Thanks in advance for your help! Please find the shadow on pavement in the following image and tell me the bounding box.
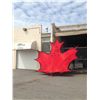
[40,69,87,77]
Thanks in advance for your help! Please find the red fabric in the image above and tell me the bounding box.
[36,39,78,73]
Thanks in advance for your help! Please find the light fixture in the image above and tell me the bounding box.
[23,28,27,31]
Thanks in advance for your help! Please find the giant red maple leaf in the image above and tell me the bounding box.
[35,39,78,73]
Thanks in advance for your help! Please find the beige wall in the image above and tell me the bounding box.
[13,25,42,51]
[13,25,42,69]
[12,49,16,69]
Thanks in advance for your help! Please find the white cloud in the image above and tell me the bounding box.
[13,1,87,32]
[13,0,77,3]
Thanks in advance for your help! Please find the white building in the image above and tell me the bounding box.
[13,23,87,70]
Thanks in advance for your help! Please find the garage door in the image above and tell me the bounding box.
[17,50,40,70]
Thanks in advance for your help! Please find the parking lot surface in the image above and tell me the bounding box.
[13,69,87,100]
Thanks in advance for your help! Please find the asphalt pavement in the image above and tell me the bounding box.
[13,69,87,100]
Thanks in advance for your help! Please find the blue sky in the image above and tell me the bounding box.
[13,0,87,32]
